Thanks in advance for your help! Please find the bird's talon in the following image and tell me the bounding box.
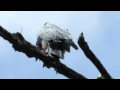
[45,52,48,54]
[41,50,48,55]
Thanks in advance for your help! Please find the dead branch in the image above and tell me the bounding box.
[78,32,112,79]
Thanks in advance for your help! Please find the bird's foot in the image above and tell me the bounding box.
[36,46,47,54]
[44,52,48,54]
[41,50,48,55]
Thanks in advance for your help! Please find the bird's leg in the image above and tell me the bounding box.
[46,43,49,54]
[42,44,48,54]
[46,44,49,54]
[41,49,46,53]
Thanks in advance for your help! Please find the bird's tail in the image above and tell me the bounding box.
[49,48,65,59]
[65,40,78,50]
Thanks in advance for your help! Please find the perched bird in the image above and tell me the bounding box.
[36,22,78,59]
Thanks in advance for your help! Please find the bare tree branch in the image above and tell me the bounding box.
[0,26,87,79]
[78,32,112,79]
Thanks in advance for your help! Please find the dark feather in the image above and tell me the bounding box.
[65,39,78,50]
[48,40,70,52]
[36,37,42,46]
[49,40,63,50]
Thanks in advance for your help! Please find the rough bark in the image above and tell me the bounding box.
[78,32,112,79]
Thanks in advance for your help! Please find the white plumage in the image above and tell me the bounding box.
[36,22,78,59]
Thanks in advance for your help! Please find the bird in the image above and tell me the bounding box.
[36,22,78,59]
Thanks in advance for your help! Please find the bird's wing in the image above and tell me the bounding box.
[37,23,68,41]
[37,22,78,50]
[62,29,78,50]
[37,27,62,41]
[46,23,78,50]
[47,23,72,39]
